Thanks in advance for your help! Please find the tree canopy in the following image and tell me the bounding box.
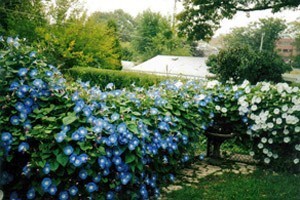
[177,0,300,40]
[133,10,191,61]
[224,18,287,52]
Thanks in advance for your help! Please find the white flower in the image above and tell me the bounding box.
[283,129,289,135]
[221,107,227,113]
[249,151,255,156]
[263,148,268,154]
[258,143,264,149]
[276,118,282,125]
[233,85,238,91]
[273,154,278,159]
[282,113,287,119]
[267,152,273,157]
[255,97,262,104]
[294,159,299,164]
[267,122,274,129]
[284,137,291,143]
[251,105,258,111]
[261,83,270,92]
[245,87,251,93]
[215,105,221,111]
[174,81,183,88]
[264,158,270,164]
[286,115,299,125]
[241,80,250,88]
[295,127,300,133]
[272,131,277,136]
[295,144,300,151]
[282,105,288,112]
[268,138,273,144]
[246,130,252,135]
[206,80,219,89]
[292,87,299,93]
[273,108,280,115]
[261,137,267,143]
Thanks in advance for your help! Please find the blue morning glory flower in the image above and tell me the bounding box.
[43,163,51,174]
[63,145,74,156]
[86,182,98,193]
[9,81,19,90]
[106,191,115,200]
[55,132,66,143]
[18,68,28,76]
[41,177,52,190]
[29,69,38,77]
[111,113,120,121]
[18,142,29,152]
[45,71,53,77]
[93,174,101,183]
[1,132,12,142]
[117,123,127,133]
[29,51,36,58]
[32,79,44,89]
[10,116,20,125]
[26,188,35,199]
[68,186,78,196]
[24,98,34,107]
[48,184,57,195]
[79,169,88,180]
[58,191,69,200]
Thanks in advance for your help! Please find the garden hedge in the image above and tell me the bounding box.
[0,37,299,200]
[67,67,168,89]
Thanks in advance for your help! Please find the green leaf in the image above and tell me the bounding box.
[62,112,77,125]
[50,161,59,171]
[79,142,93,151]
[56,153,69,167]
[132,111,141,116]
[128,124,138,134]
[125,153,136,164]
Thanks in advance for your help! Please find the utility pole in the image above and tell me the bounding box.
[172,0,177,31]
[259,32,265,52]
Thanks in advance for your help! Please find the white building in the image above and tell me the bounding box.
[123,55,213,79]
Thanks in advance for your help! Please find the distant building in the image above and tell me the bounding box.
[123,55,213,79]
[276,37,298,63]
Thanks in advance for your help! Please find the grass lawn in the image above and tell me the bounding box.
[165,170,300,200]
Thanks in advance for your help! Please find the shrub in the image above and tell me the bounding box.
[207,46,292,84]
[67,67,168,89]
[0,37,209,199]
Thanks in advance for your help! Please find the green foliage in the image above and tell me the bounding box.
[177,0,299,40]
[224,18,287,52]
[89,9,136,43]
[207,46,292,84]
[133,10,190,62]
[67,67,167,89]
[0,0,46,41]
[36,17,122,70]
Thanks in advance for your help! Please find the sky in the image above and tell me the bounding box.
[84,0,300,36]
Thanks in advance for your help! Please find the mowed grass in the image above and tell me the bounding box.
[165,170,300,200]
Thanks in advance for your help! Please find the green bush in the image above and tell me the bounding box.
[67,67,168,89]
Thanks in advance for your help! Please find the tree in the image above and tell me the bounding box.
[0,0,47,41]
[133,10,190,61]
[36,1,122,70]
[207,46,291,84]
[177,0,300,40]
[89,10,136,43]
[224,18,287,52]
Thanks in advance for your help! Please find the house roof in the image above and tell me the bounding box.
[123,55,213,79]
